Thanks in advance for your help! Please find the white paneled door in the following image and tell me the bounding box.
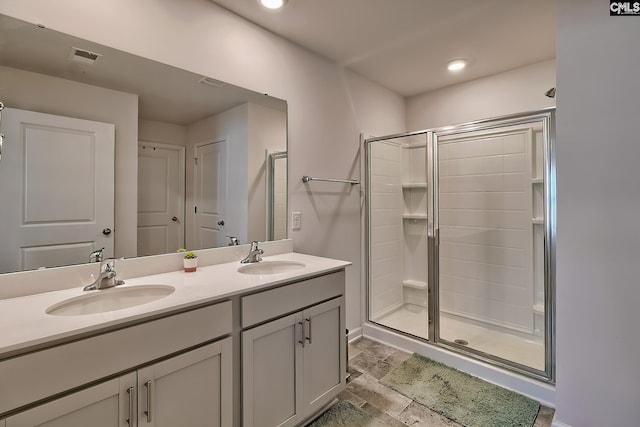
[193,140,227,249]
[137,142,185,256]
[0,108,115,273]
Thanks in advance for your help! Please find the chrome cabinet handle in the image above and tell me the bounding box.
[144,380,153,423]
[126,386,134,425]
[298,321,305,348]
[305,318,312,344]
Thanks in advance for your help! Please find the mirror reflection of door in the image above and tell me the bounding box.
[0,108,115,273]
[194,139,228,249]
[137,142,185,256]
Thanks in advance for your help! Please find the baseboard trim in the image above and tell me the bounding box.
[551,417,571,427]
[347,326,363,342]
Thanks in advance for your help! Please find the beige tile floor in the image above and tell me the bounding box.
[331,337,554,427]
[376,305,545,370]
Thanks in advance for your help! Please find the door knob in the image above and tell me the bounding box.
[102,228,112,235]
[171,216,178,222]
[218,220,225,226]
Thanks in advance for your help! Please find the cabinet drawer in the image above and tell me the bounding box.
[0,300,231,416]
[241,270,344,328]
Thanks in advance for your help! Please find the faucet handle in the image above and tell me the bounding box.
[89,247,104,263]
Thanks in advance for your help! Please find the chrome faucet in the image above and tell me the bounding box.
[84,258,125,291]
[241,241,264,264]
[227,236,240,246]
[89,247,104,263]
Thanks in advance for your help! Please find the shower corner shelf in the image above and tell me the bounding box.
[402,183,428,189]
[402,214,427,220]
[531,178,543,184]
[531,217,544,225]
[402,279,427,290]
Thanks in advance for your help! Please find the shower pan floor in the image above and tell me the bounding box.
[375,304,545,371]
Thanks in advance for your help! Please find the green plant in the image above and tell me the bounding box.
[177,248,197,259]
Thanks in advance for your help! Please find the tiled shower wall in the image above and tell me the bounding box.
[369,142,403,319]
[438,128,535,333]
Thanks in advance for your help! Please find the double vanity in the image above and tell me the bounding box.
[0,244,350,427]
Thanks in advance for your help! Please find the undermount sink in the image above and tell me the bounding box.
[237,261,305,275]
[46,285,175,316]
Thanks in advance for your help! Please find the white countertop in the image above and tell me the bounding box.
[0,252,350,359]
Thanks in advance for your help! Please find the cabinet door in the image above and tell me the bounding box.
[302,297,345,416]
[6,373,136,427]
[138,337,233,427]
[242,312,303,427]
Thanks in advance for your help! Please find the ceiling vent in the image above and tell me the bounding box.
[198,76,226,87]
[69,47,102,64]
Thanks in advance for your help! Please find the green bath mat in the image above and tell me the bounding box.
[307,401,386,427]
[380,354,540,427]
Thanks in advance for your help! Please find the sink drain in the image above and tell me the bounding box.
[454,339,469,346]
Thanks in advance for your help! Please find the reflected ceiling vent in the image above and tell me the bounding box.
[198,76,226,88]
[69,47,102,64]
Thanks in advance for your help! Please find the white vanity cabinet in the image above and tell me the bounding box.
[4,373,137,427]
[3,339,232,427]
[241,271,346,427]
[137,337,232,427]
[0,301,233,426]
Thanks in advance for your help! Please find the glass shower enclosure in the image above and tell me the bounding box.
[365,109,555,381]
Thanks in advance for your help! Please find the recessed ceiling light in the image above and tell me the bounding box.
[259,0,287,9]
[447,59,468,72]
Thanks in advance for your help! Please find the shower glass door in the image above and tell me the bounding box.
[366,110,555,382]
[365,133,429,340]
[432,111,554,378]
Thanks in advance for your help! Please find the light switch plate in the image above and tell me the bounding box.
[292,212,301,230]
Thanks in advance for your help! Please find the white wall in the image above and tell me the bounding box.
[138,119,187,146]
[555,0,640,425]
[0,65,139,258]
[406,60,556,130]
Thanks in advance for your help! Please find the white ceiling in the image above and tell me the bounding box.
[211,0,556,97]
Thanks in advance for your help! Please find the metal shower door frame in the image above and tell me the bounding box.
[429,109,556,383]
[364,107,556,384]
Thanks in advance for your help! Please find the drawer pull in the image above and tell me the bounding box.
[305,318,312,344]
[298,321,305,348]
[144,380,153,422]
[126,387,134,425]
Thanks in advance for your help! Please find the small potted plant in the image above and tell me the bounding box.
[177,248,198,272]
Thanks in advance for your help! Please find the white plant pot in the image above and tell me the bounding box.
[183,258,198,272]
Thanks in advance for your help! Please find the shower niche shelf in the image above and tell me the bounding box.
[403,279,427,290]
[402,184,427,219]
[403,214,427,220]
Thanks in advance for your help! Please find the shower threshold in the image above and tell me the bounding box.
[374,304,544,371]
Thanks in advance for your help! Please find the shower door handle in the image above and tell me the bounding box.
[428,227,439,246]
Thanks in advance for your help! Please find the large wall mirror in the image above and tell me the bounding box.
[0,14,288,274]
